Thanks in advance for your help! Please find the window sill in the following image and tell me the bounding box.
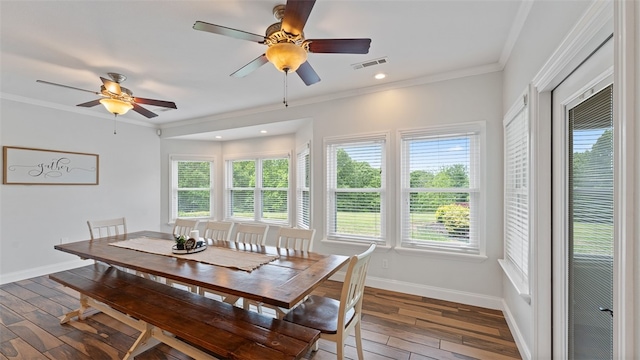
[168,217,211,225]
[320,238,392,251]
[394,246,488,262]
[224,218,291,227]
[498,259,531,303]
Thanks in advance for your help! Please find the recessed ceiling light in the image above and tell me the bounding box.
[374,73,386,80]
[260,130,268,134]
[215,135,222,139]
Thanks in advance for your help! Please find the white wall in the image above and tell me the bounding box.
[634,0,639,354]
[162,71,506,309]
[310,72,505,306]
[221,133,295,159]
[0,99,161,283]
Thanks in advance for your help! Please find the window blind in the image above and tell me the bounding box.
[326,136,385,242]
[569,84,613,257]
[226,157,290,223]
[261,158,289,222]
[172,159,213,220]
[296,145,311,229]
[504,106,529,281]
[228,160,255,220]
[400,129,480,252]
[568,84,614,360]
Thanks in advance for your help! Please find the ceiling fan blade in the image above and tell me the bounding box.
[132,103,158,118]
[133,97,177,109]
[76,99,103,108]
[36,80,100,95]
[193,21,265,43]
[281,0,316,35]
[230,54,269,78]
[296,61,320,86]
[308,38,372,54]
[100,77,121,94]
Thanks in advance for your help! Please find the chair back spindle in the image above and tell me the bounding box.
[203,221,234,241]
[87,217,127,240]
[233,223,269,246]
[277,227,315,252]
[173,218,200,237]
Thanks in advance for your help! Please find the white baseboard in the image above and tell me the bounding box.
[330,272,504,310]
[0,259,91,285]
[502,299,532,360]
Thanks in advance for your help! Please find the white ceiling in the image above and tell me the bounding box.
[0,0,526,139]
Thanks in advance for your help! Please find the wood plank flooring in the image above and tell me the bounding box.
[0,272,521,360]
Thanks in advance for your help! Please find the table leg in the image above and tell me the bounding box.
[59,294,90,324]
[123,321,153,360]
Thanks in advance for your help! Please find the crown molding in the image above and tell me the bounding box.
[0,92,157,129]
[532,0,613,90]
[499,0,535,67]
[161,62,504,130]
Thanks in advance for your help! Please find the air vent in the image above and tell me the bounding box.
[351,57,388,70]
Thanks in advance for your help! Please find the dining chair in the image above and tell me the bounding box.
[283,243,376,360]
[86,217,129,272]
[232,223,269,246]
[172,218,200,237]
[198,220,235,300]
[167,218,201,292]
[202,220,234,242]
[229,223,269,309]
[276,227,316,252]
[87,217,127,240]
[247,226,316,317]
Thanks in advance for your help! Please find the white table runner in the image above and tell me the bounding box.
[109,237,278,272]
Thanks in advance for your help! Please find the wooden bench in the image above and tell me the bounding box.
[49,264,320,360]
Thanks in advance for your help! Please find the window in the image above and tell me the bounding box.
[499,92,530,297]
[226,155,290,224]
[296,144,311,229]
[170,156,214,222]
[400,123,483,254]
[326,134,386,243]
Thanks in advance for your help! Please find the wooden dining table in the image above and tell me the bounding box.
[54,230,349,309]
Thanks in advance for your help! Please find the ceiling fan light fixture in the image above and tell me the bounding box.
[265,42,308,73]
[99,98,133,115]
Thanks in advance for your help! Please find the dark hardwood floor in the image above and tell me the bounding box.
[0,272,521,360]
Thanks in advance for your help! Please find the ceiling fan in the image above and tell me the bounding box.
[36,73,177,118]
[193,0,372,86]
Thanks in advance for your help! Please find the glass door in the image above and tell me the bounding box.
[551,37,613,359]
[567,84,614,359]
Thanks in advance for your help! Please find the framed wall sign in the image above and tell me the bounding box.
[3,146,99,185]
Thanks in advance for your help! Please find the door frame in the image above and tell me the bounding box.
[552,59,613,359]
[527,0,636,358]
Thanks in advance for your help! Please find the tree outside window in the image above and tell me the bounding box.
[227,156,289,223]
[400,127,482,253]
[326,137,386,243]
[171,158,214,222]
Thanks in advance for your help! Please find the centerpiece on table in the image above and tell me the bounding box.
[172,234,206,254]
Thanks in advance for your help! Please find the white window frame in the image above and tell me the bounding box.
[324,132,388,245]
[225,152,291,225]
[397,122,486,259]
[498,90,531,300]
[296,142,311,229]
[169,155,215,223]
